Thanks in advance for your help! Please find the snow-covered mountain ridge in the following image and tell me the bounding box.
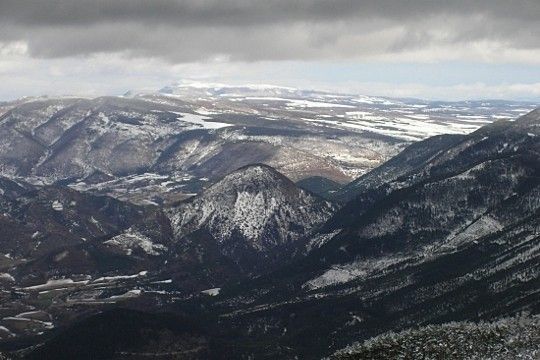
[0,84,536,205]
[168,164,336,272]
[194,109,540,358]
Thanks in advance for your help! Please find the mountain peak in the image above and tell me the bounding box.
[229,163,285,178]
[210,163,293,190]
[167,165,336,273]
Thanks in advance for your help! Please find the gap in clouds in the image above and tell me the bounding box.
[1,52,539,102]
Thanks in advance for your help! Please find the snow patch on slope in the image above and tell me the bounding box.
[304,254,412,290]
[172,111,232,129]
[104,229,167,256]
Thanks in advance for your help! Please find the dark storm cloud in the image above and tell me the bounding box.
[2,1,539,27]
[1,0,539,62]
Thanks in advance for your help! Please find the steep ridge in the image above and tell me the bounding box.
[167,164,336,274]
[324,109,540,232]
[331,133,465,203]
[197,109,540,358]
[0,97,189,180]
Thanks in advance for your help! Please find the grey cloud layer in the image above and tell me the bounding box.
[1,0,539,62]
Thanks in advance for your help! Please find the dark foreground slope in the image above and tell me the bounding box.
[25,309,210,360]
[330,315,540,360]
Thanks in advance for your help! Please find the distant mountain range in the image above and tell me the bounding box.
[0,85,538,359]
[1,83,536,207]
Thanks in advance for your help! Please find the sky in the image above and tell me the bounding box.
[1,0,540,101]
